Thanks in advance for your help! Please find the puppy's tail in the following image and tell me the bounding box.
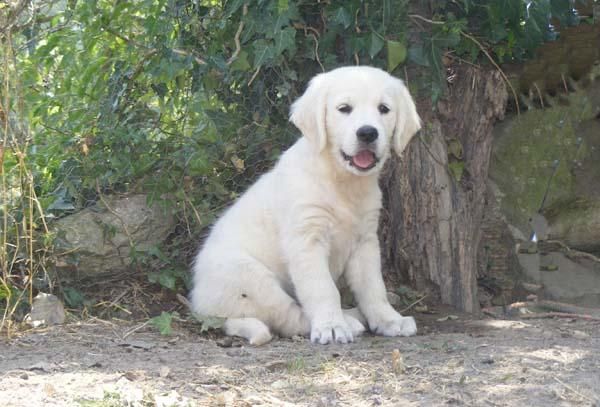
[224,318,273,346]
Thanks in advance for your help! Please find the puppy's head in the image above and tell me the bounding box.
[290,66,421,176]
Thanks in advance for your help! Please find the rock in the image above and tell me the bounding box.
[545,200,600,254]
[270,379,288,389]
[53,194,175,277]
[386,291,402,306]
[489,82,600,307]
[25,293,65,327]
[154,390,185,407]
[518,251,600,307]
[571,330,590,340]
[490,86,600,247]
[159,365,171,378]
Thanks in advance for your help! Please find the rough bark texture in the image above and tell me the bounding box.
[380,66,508,313]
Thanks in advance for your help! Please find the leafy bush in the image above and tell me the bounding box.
[1,0,584,325]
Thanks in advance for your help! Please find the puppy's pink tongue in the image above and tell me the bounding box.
[352,150,376,169]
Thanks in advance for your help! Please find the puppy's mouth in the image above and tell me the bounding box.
[341,150,379,171]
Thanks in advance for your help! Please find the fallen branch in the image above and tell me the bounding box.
[508,300,600,318]
[401,295,427,313]
[481,307,501,319]
[176,293,192,310]
[518,312,600,322]
[554,376,597,403]
[545,239,600,264]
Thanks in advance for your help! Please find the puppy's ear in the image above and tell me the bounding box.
[289,74,328,152]
[392,78,421,156]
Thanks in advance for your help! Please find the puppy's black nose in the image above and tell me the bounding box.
[356,126,378,144]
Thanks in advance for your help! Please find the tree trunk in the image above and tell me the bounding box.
[380,66,508,313]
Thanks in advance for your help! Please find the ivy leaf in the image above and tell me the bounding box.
[387,40,407,72]
[47,195,75,211]
[148,270,177,290]
[147,246,170,263]
[270,13,291,38]
[331,7,352,29]
[369,33,385,59]
[448,161,464,182]
[277,0,289,14]
[158,273,176,290]
[0,284,11,300]
[191,313,226,333]
[408,45,429,67]
[253,40,275,68]
[63,287,86,308]
[224,0,245,18]
[274,27,296,56]
[150,312,174,335]
[230,50,251,72]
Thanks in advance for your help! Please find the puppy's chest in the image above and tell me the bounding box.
[328,216,372,279]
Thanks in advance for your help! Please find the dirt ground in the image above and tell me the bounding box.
[1,308,599,407]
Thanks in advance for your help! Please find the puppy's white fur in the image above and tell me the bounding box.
[190,66,421,345]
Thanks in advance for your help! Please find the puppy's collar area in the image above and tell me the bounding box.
[341,150,379,171]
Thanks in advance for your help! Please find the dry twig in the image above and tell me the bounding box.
[401,295,427,313]
[554,376,597,403]
[519,312,600,322]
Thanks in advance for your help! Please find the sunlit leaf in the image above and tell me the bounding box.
[150,312,174,335]
[387,40,407,71]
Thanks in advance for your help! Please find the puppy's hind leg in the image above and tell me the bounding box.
[224,318,272,346]
[192,255,309,344]
[224,280,310,344]
[243,274,311,339]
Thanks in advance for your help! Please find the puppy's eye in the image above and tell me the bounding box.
[337,104,353,114]
[378,104,390,114]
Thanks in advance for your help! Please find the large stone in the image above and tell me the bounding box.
[53,194,175,277]
[545,200,600,254]
[25,293,66,327]
[518,249,600,307]
[489,75,600,306]
[490,82,600,250]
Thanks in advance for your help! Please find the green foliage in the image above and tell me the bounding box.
[148,268,190,290]
[77,391,126,407]
[1,0,587,314]
[150,310,225,335]
[14,1,577,206]
[150,311,175,335]
[63,287,89,309]
[191,313,226,333]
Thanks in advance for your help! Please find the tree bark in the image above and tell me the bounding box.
[380,66,508,313]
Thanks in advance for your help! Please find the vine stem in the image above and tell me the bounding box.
[408,14,520,115]
[459,30,520,115]
[226,4,248,66]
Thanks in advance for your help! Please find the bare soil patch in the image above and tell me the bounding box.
[1,309,599,406]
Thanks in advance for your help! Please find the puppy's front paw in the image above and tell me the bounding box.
[310,318,354,344]
[370,313,417,337]
[343,313,366,338]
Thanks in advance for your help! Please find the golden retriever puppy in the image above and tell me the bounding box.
[190,66,421,345]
